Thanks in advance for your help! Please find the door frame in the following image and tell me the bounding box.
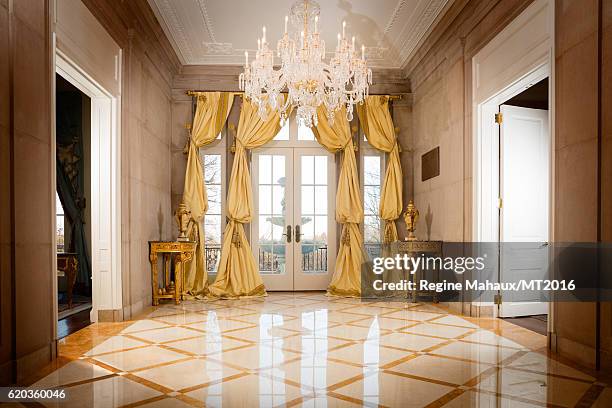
[251,146,337,291]
[55,50,122,323]
[471,0,554,320]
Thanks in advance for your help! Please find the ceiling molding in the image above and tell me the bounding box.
[196,0,217,42]
[149,0,453,69]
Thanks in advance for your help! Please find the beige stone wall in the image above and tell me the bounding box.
[553,0,612,371]
[0,0,56,384]
[80,0,180,319]
[405,0,533,244]
[405,0,611,371]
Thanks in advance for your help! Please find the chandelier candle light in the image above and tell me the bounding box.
[239,0,372,127]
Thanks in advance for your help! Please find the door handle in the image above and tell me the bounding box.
[295,225,302,243]
[283,225,292,243]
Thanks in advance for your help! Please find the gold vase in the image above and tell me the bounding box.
[175,203,192,242]
[403,200,419,241]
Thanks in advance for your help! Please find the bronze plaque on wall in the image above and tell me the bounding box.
[421,147,440,181]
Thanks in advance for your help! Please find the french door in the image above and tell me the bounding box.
[251,147,336,291]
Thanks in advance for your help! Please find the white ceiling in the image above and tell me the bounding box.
[148,0,452,69]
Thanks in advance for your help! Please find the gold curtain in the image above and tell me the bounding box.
[182,92,234,295]
[207,99,285,298]
[357,96,402,243]
[312,106,364,297]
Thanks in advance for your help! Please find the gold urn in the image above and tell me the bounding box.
[175,202,192,242]
[403,200,419,241]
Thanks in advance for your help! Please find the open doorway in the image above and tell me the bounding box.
[471,0,552,335]
[55,74,93,338]
[54,50,122,333]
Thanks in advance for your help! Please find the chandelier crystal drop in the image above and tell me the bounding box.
[238,0,372,127]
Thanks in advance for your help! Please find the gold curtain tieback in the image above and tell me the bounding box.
[393,140,402,153]
[383,221,394,244]
[341,228,351,246]
[231,229,241,248]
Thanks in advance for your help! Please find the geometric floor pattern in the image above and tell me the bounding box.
[30,292,612,407]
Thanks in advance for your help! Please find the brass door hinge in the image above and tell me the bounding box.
[497,197,503,209]
[495,112,503,124]
[494,293,503,305]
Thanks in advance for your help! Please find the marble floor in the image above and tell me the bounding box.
[27,292,612,407]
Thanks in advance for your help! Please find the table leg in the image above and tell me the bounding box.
[150,252,159,306]
[164,254,171,292]
[174,255,182,305]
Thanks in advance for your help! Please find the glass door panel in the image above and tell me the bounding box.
[294,149,336,290]
[252,150,293,290]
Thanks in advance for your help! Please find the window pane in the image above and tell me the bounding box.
[301,156,314,184]
[206,184,222,215]
[364,185,380,216]
[364,215,381,243]
[259,155,272,184]
[314,186,327,214]
[314,215,327,244]
[204,215,222,244]
[363,156,381,186]
[56,215,65,252]
[301,186,314,214]
[314,156,327,184]
[56,192,64,215]
[301,217,314,242]
[203,154,222,184]
[272,185,285,215]
[259,185,272,214]
[272,155,285,184]
[259,215,273,242]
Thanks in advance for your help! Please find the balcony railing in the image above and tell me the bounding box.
[204,244,221,273]
[259,248,279,272]
[302,246,327,272]
[364,242,382,260]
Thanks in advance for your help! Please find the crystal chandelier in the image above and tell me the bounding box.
[239,0,372,127]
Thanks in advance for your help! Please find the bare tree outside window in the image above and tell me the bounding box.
[363,154,383,259]
[201,152,223,273]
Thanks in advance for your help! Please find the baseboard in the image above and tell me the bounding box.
[15,342,55,384]
[122,296,150,320]
[465,302,495,317]
[556,335,597,370]
[97,309,124,322]
[0,360,14,385]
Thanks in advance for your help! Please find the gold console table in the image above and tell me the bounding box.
[396,240,443,303]
[149,241,196,305]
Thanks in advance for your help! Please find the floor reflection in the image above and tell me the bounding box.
[29,292,609,407]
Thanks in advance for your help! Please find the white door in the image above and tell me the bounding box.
[252,148,336,291]
[499,104,549,317]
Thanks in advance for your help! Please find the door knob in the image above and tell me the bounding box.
[295,225,302,243]
[282,225,292,243]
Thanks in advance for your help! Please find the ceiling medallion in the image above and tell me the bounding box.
[239,0,372,127]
